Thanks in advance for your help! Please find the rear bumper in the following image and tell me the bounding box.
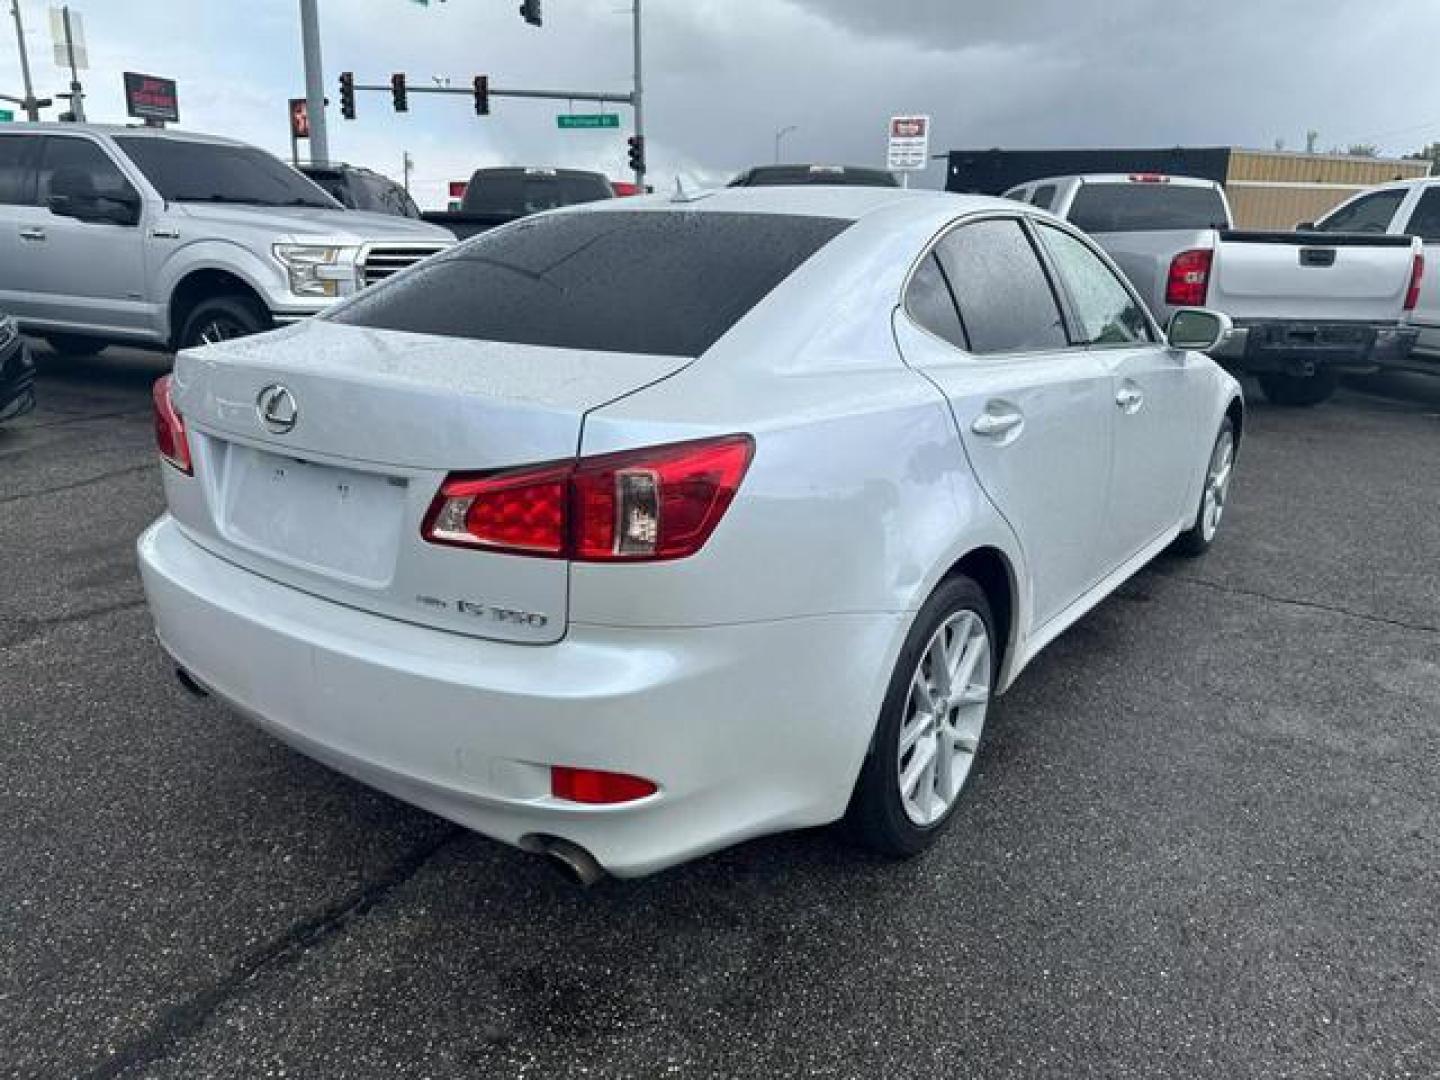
[1212,320,1418,375]
[136,515,903,877]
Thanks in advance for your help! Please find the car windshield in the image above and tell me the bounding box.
[329,210,850,357]
[1067,182,1230,232]
[116,137,338,209]
[461,172,613,215]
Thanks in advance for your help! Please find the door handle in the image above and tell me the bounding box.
[1116,386,1144,414]
[18,227,46,241]
[971,408,1024,438]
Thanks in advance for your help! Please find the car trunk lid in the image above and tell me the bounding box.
[167,320,689,643]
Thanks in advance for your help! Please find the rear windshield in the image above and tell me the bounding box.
[1067,182,1229,233]
[329,210,851,357]
[733,166,899,188]
[462,171,613,215]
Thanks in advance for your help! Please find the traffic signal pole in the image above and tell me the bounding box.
[299,0,330,165]
[632,0,645,191]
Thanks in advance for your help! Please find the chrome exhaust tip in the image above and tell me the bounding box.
[540,836,606,887]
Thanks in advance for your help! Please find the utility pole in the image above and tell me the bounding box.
[299,0,330,164]
[59,5,83,122]
[632,0,644,191]
[7,1,41,121]
[774,124,797,164]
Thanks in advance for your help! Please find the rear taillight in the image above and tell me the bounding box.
[1166,248,1213,307]
[1405,252,1424,312]
[423,434,754,562]
[551,766,658,805]
[152,375,192,475]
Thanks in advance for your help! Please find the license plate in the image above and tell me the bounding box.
[219,445,407,585]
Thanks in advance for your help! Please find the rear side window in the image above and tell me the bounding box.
[1317,189,1406,235]
[1067,183,1229,232]
[1403,188,1440,242]
[1030,184,1057,211]
[932,219,1068,355]
[0,135,38,205]
[331,210,851,357]
[38,137,136,204]
[904,254,967,348]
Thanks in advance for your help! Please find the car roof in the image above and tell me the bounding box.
[572,184,1014,224]
[0,122,252,148]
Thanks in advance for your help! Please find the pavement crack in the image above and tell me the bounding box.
[84,826,465,1080]
[0,463,153,507]
[1159,571,1440,637]
[0,598,148,650]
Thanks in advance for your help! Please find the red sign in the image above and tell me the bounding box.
[289,98,310,140]
[123,72,179,123]
[448,180,468,199]
[890,117,927,139]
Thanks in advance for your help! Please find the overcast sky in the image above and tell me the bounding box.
[3,0,1439,208]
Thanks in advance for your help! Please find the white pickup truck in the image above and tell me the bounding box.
[1005,173,1423,405]
[1309,177,1440,369]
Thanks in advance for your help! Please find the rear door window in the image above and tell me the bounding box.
[331,210,851,357]
[932,218,1069,355]
[1030,184,1057,211]
[1316,188,1407,234]
[1067,182,1229,232]
[0,135,39,205]
[37,136,136,204]
[904,254,967,349]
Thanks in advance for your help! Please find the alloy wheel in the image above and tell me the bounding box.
[897,609,991,826]
[1201,430,1235,543]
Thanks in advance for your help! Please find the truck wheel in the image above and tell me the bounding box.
[42,333,106,357]
[178,295,270,350]
[1255,370,1338,407]
[848,575,996,858]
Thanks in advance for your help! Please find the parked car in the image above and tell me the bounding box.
[1308,178,1440,369]
[138,187,1242,881]
[729,164,899,188]
[297,161,422,220]
[0,124,453,354]
[0,312,36,423]
[422,167,614,240]
[1006,173,1423,405]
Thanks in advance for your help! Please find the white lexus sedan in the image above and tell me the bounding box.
[138,187,1242,881]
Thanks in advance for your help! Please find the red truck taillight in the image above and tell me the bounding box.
[152,375,193,475]
[1405,252,1425,312]
[1166,248,1213,308]
[422,435,754,562]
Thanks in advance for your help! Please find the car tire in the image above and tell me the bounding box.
[177,294,271,350]
[42,333,106,357]
[1172,417,1237,558]
[1255,369,1337,407]
[849,575,996,858]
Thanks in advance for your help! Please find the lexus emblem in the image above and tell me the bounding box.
[256,384,299,434]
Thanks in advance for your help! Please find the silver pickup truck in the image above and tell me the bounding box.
[0,124,453,353]
[1005,173,1422,405]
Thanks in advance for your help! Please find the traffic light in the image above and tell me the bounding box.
[339,71,355,120]
[391,73,408,113]
[519,0,542,26]
[473,75,490,116]
[627,135,645,174]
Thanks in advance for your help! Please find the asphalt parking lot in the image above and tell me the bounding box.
[3,345,1439,1080]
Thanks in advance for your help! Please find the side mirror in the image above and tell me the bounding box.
[1167,308,1232,353]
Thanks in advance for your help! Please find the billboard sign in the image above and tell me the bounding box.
[123,72,179,123]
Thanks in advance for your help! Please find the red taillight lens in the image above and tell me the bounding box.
[422,434,754,562]
[551,766,658,805]
[1405,252,1424,312]
[1166,248,1213,308]
[152,375,192,475]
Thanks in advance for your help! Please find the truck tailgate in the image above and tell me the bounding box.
[1210,231,1418,322]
